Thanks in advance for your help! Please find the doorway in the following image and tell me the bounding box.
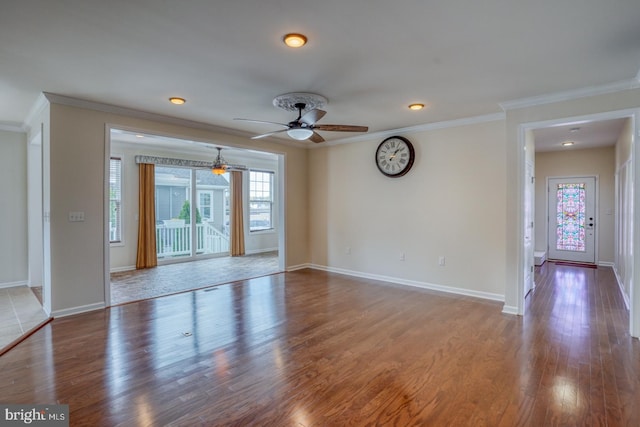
[154,166,230,262]
[547,176,596,263]
[106,127,285,306]
[508,111,636,322]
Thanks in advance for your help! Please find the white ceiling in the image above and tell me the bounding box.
[110,128,277,161]
[1,0,639,143]
[533,118,627,152]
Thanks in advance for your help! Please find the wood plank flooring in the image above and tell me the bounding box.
[1,263,638,426]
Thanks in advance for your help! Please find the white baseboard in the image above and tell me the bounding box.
[501,305,519,315]
[286,263,312,272]
[52,302,105,318]
[110,265,136,273]
[307,264,505,303]
[612,265,630,310]
[246,247,278,255]
[598,261,615,267]
[0,280,28,289]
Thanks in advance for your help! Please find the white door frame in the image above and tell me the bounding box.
[516,109,640,338]
[524,161,535,297]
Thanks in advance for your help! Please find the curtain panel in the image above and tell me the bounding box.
[230,171,245,256]
[136,163,158,269]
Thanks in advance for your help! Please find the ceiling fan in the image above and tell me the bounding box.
[211,147,247,175]
[234,94,368,143]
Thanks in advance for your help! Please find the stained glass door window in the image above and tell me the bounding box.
[555,183,586,252]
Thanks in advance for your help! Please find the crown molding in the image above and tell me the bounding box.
[37,93,508,149]
[42,92,260,140]
[23,93,49,132]
[499,77,640,111]
[0,121,26,133]
[320,112,506,147]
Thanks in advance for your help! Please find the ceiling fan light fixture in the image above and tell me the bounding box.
[287,128,314,140]
[283,33,307,48]
[212,147,228,174]
[212,166,227,175]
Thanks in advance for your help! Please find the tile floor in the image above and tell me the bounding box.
[0,286,49,352]
[110,251,280,304]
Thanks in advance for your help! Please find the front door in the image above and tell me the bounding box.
[547,176,596,263]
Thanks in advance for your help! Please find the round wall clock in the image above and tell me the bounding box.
[375,136,415,178]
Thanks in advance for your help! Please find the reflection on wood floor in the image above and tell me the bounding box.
[1,263,639,425]
[110,251,280,304]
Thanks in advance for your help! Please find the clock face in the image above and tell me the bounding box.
[375,136,415,177]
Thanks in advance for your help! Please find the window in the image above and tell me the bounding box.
[154,166,230,259]
[197,191,213,221]
[556,183,586,251]
[249,170,274,231]
[109,157,122,243]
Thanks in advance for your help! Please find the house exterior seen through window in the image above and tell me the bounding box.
[154,166,230,259]
[249,170,274,231]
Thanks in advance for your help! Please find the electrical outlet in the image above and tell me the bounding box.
[400,252,405,261]
[346,246,351,255]
[438,256,446,266]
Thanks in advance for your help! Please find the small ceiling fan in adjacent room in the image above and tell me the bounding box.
[211,147,247,175]
[234,93,368,143]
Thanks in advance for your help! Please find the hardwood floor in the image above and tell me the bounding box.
[1,263,638,426]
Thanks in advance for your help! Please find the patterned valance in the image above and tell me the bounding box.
[134,155,213,168]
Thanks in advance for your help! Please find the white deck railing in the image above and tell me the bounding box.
[156,222,229,258]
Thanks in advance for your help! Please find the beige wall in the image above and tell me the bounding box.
[309,119,507,297]
[534,147,615,263]
[0,130,28,286]
[45,102,308,314]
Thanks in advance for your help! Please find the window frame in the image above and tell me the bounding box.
[248,169,275,233]
[197,190,214,222]
[109,156,124,245]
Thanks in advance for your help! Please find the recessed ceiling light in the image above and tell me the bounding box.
[562,141,575,146]
[569,127,580,132]
[408,103,425,111]
[135,134,144,138]
[169,97,186,105]
[283,33,307,48]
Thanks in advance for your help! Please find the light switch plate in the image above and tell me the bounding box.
[68,211,85,222]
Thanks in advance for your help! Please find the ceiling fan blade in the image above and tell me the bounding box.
[251,129,289,139]
[309,132,325,143]
[313,124,369,132]
[233,118,289,128]
[300,109,327,126]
